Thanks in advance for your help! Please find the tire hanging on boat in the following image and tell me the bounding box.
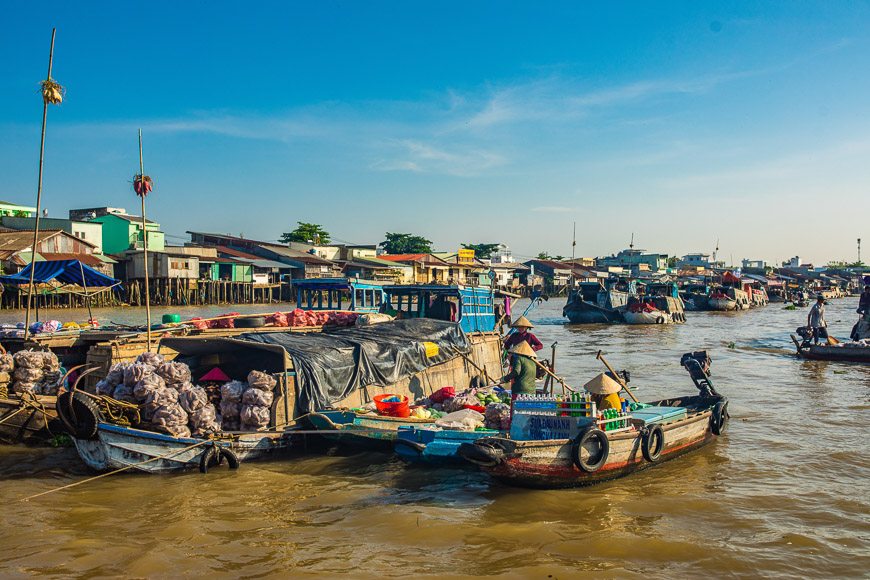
[458,440,505,467]
[711,400,729,436]
[571,427,609,472]
[641,424,664,462]
[199,445,240,472]
[56,391,101,440]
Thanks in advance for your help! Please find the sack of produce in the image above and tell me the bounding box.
[215,313,239,329]
[13,381,38,395]
[442,393,479,413]
[0,353,13,373]
[168,381,192,394]
[13,350,44,369]
[41,351,60,372]
[242,387,273,408]
[124,363,154,387]
[152,404,188,428]
[434,408,484,431]
[429,387,455,404]
[179,385,209,413]
[95,380,116,397]
[146,386,179,407]
[355,313,393,326]
[112,384,138,404]
[105,362,129,386]
[484,403,511,431]
[189,404,220,436]
[220,399,241,419]
[188,317,209,330]
[133,374,166,402]
[160,423,191,439]
[14,367,43,383]
[266,312,288,327]
[240,404,270,428]
[136,352,165,367]
[140,402,161,422]
[40,381,60,396]
[247,370,276,392]
[220,380,246,403]
[155,361,191,385]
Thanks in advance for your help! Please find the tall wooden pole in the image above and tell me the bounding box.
[139,129,152,351]
[24,28,57,340]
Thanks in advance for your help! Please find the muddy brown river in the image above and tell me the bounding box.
[1,298,868,578]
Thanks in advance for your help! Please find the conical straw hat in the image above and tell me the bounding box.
[583,373,622,395]
[200,367,231,382]
[511,315,534,329]
[509,341,538,358]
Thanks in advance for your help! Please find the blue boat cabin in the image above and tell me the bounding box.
[382,284,496,333]
[293,278,386,313]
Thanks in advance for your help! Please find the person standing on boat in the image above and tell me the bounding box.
[808,295,828,344]
[500,341,538,397]
[503,316,543,352]
[857,285,870,315]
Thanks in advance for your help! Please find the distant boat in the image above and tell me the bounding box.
[563,279,636,324]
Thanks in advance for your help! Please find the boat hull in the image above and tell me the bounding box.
[708,298,738,311]
[465,401,720,489]
[307,410,438,450]
[0,396,63,445]
[73,423,289,473]
[563,301,624,324]
[793,340,870,363]
[394,427,504,467]
[623,310,672,324]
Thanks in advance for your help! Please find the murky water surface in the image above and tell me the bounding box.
[1,299,869,578]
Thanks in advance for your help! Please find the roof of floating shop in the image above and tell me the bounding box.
[0,259,120,287]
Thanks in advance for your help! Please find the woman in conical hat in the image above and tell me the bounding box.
[501,341,538,396]
[504,315,543,353]
[583,373,623,411]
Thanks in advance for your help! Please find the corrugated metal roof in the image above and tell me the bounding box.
[39,253,109,266]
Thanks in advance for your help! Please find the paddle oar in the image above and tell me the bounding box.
[595,350,640,404]
[528,356,575,393]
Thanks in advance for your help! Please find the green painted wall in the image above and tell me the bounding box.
[92,214,164,253]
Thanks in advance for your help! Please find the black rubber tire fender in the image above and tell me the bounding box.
[56,391,101,440]
[216,447,240,470]
[641,424,665,462]
[235,316,266,328]
[571,427,609,472]
[656,316,665,324]
[393,438,426,455]
[711,400,729,436]
[458,442,504,467]
[199,447,216,473]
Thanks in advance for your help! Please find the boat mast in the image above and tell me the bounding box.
[570,221,576,289]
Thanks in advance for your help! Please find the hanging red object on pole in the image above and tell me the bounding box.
[133,174,153,197]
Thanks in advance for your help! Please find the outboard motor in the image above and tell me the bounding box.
[605,370,630,384]
[795,326,814,348]
[681,351,719,398]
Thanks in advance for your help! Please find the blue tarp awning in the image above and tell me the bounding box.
[0,260,120,288]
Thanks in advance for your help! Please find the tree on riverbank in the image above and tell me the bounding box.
[461,243,499,259]
[280,222,331,245]
[380,233,432,254]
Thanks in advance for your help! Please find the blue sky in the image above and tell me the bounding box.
[2,2,869,265]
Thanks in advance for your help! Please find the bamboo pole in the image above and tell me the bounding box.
[24,28,57,340]
[138,129,152,351]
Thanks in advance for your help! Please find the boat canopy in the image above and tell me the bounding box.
[383,284,495,333]
[293,278,387,313]
[0,259,120,289]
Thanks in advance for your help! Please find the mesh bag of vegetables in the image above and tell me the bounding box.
[41,351,60,372]
[14,367,43,383]
[105,362,129,386]
[136,352,165,367]
[240,404,270,429]
[14,350,44,369]
[189,404,220,436]
[242,388,273,408]
[134,374,166,402]
[95,380,116,397]
[220,381,246,403]
[179,385,209,414]
[155,361,191,385]
[112,384,138,404]
[219,399,241,419]
[247,370,276,392]
[146,386,179,407]
[124,363,154,387]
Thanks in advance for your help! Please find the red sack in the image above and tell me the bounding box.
[287,309,307,327]
[216,313,239,329]
[266,312,288,327]
[429,387,455,404]
[189,317,208,330]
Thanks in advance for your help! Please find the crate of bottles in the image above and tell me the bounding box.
[512,393,597,417]
[597,408,633,433]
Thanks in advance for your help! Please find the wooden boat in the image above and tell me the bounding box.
[623,295,686,325]
[306,410,437,450]
[563,280,635,324]
[790,330,870,363]
[394,426,505,467]
[0,393,63,445]
[72,422,289,474]
[708,287,749,311]
[459,352,728,489]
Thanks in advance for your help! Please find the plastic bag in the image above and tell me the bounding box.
[14,367,43,383]
[242,388,273,408]
[136,352,165,367]
[434,408,484,431]
[41,351,60,371]
[220,381,246,403]
[112,384,138,404]
[429,387,455,404]
[141,402,161,422]
[484,403,511,431]
[95,380,116,397]
[133,374,166,402]
[443,394,480,413]
[39,381,60,396]
[124,363,154,387]
[266,312,288,327]
[13,350,44,369]
[189,404,220,436]
[105,362,129,386]
[220,399,241,419]
[169,381,192,393]
[188,317,209,330]
[13,382,38,395]
[240,404,270,427]
[355,313,393,326]
[160,423,191,438]
[152,404,188,427]
[215,313,239,329]
[179,386,209,413]
[0,353,13,373]
[155,361,191,385]
[146,386,179,406]
[247,370,276,392]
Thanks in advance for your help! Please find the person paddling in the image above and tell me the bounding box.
[504,315,543,353]
[808,295,828,344]
[500,341,538,398]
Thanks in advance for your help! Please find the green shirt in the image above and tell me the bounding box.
[503,354,537,395]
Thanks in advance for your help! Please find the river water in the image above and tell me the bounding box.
[1,298,869,578]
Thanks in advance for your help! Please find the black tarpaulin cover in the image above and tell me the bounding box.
[240,319,471,413]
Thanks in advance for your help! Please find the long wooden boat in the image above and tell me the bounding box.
[306,410,437,450]
[563,282,634,324]
[790,334,870,363]
[73,422,289,474]
[394,426,505,467]
[0,394,63,445]
[459,394,726,489]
